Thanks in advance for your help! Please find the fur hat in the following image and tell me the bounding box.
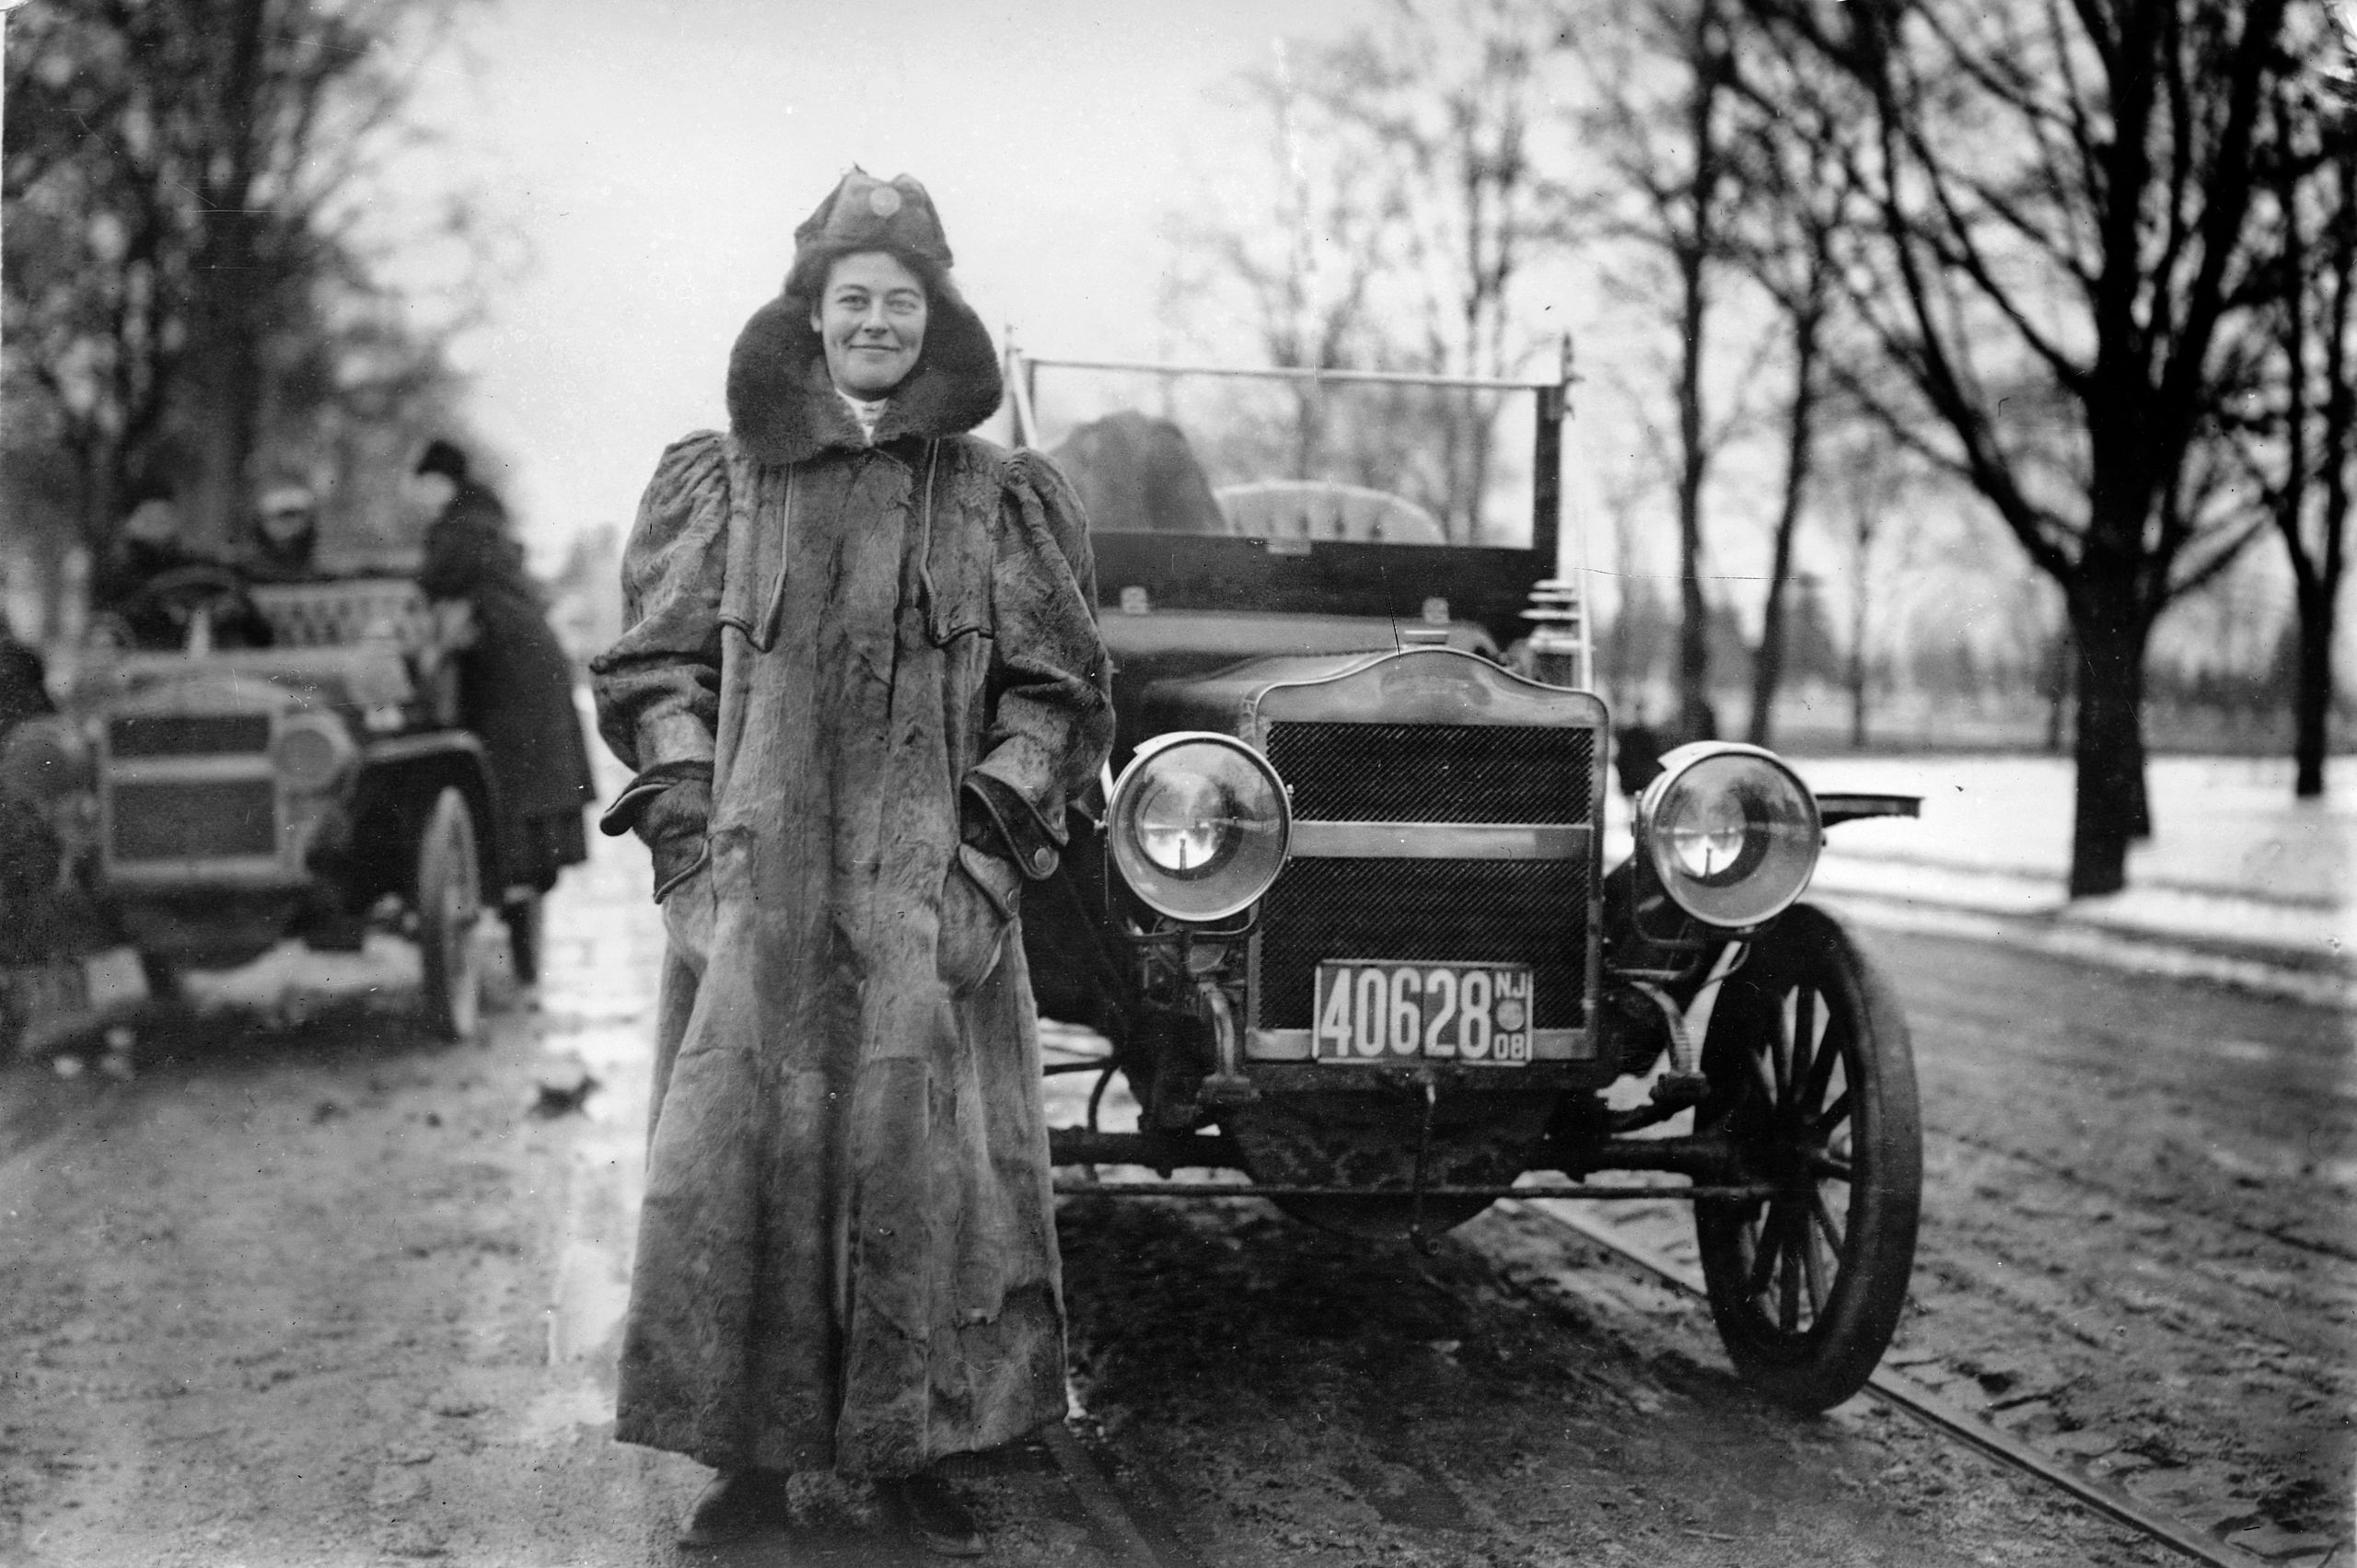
[726,168,1002,466]
[793,168,954,270]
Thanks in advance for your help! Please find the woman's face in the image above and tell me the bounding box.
[811,251,928,397]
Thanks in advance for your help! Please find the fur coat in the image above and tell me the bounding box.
[590,281,1112,1478]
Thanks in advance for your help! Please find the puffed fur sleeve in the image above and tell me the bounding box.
[963,447,1115,877]
[589,433,731,819]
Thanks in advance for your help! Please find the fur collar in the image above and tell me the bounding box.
[725,285,1002,466]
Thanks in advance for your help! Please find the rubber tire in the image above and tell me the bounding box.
[1692,902,1922,1411]
[504,892,542,986]
[414,787,484,1042]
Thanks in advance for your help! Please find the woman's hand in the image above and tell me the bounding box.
[641,778,711,902]
[938,842,1021,997]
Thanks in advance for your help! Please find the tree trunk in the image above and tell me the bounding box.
[184,0,270,552]
[1673,2,1726,744]
[1674,257,1713,740]
[2065,579,2152,898]
[1747,517,1795,747]
[2293,578,2334,798]
[1847,646,1868,749]
[1747,317,1818,748]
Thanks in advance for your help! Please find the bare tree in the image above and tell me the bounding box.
[2239,64,2355,798]
[1748,0,2301,895]
[4,0,484,562]
[1713,66,1863,747]
[1166,0,1576,541]
[1161,43,1397,481]
[1313,0,1576,539]
[1823,436,1919,747]
[1576,0,1760,740]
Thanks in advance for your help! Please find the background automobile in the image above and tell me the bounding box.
[0,569,536,1043]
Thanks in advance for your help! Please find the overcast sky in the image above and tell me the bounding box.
[435,0,1380,561]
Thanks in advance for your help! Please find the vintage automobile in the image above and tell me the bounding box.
[1009,349,1925,1411]
[0,564,536,1042]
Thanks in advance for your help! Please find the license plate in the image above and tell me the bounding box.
[1312,961,1534,1064]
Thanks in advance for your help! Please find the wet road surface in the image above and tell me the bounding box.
[1,831,2347,1566]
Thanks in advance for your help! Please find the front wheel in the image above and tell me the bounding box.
[1693,903,1921,1410]
[414,788,484,1041]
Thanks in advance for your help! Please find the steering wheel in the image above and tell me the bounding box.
[115,563,271,650]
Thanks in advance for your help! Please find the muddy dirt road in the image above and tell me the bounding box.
[1,828,2348,1566]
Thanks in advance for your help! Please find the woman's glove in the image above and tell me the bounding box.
[661,854,717,976]
[640,777,711,903]
[937,842,1021,997]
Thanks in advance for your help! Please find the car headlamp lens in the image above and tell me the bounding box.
[1638,744,1820,928]
[1109,733,1290,922]
[1136,769,1233,872]
[271,715,352,792]
[1666,790,1752,882]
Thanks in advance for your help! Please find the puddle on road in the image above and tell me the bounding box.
[513,1377,615,1445]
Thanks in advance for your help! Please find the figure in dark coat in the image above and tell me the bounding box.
[592,168,1113,1553]
[414,441,596,893]
[0,631,49,738]
[91,482,275,650]
[0,631,63,973]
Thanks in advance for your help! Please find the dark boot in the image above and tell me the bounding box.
[882,1472,984,1558]
[678,1468,791,1548]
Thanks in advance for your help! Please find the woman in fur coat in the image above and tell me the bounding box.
[590,169,1113,1555]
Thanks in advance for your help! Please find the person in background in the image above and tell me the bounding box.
[92,482,201,647]
[243,481,325,583]
[592,168,1112,1556]
[0,626,49,738]
[91,481,272,650]
[412,438,596,907]
[0,626,70,1029]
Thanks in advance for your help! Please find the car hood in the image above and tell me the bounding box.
[1103,610,1498,759]
[1128,644,1600,761]
[59,646,414,715]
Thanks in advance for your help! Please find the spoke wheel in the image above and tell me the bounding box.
[1694,902,1921,1410]
[414,787,484,1042]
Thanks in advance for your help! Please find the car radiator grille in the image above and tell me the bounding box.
[1257,721,1596,1031]
[1264,722,1594,823]
[110,780,277,862]
[108,714,273,758]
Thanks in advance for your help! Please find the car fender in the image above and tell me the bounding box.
[352,731,504,899]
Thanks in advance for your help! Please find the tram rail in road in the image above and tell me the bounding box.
[1514,1200,2275,1568]
[1042,1423,1208,1568]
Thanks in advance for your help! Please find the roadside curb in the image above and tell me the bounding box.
[1812,885,2357,1013]
[1812,853,2351,966]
